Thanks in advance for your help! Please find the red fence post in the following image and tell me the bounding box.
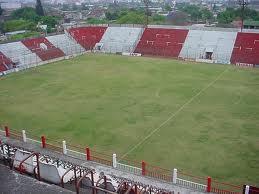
[142,161,146,176]
[4,126,10,137]
[86,147,90,161]
[41,136,46,148]
[207,176,211,192]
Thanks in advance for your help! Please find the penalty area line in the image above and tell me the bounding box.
[120,65,230,160]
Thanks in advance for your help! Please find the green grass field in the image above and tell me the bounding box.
[0,54,259,185]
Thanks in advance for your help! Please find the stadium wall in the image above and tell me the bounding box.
[1,26,259,75]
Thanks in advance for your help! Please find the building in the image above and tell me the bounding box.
[0,2,22,10]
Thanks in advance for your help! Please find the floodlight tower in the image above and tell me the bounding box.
[143,0,150,26]
[238,0,248,32]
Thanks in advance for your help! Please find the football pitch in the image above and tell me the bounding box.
[0,54,258,185]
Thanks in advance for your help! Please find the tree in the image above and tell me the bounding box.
[201,8,213,22]
[143,0,150,25]
[105,11,119,20]
[167,11,189,25]
[11,7,39,22]
[0,5,3,16]
[212,4,217,12]
[152,14,166,24]
[180,5,202,22]
[0,22,4,33]
[36,0,44,16]
[235,7,258,20]
[217,8,236,24]
[8,31,40,41]
[40,16,57,28]
[165,4,172,12]
[4,19,36,32]
[116,11,146,24]
[217,7,259,24]
[87,18,107,24]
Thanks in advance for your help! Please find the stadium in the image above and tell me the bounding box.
[0,24,259,194]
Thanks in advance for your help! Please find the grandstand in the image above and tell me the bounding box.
[97,27,143,53]
[0,51,13,71]
[68,26,107,50]
[231,32,259,66]
[1,26,259,74]
[22,37,65,61]
[46,34,85,56]
[135,28,188,57]
[0,41,41,67]
[179,30,237,64]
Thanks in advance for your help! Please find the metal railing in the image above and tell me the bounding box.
[117,162,142,175]
[177,178,207,191]
[67,149,86,161]
[18,152,40,180]
[27,138,41,146]
[0,127,244,194]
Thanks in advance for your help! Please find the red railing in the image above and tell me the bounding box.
[9,130,23,141]
[2,126,22,140]
[211,187,241,194]
[146,163,172,182]
[43,136,63,153]
[178,170,208,184]
[61,166,77,188]
[211,180,242,194]
[18,152,40,181]
[76,169,92,194]
[117,156,142,169]
[46,142,63,153]
[67,143,85,153]
[26,132,41,141]
[91,149,113,166]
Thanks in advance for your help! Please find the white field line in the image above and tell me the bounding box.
[121,66,230,159]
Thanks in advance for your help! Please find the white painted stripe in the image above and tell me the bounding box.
[121,66,230,159]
